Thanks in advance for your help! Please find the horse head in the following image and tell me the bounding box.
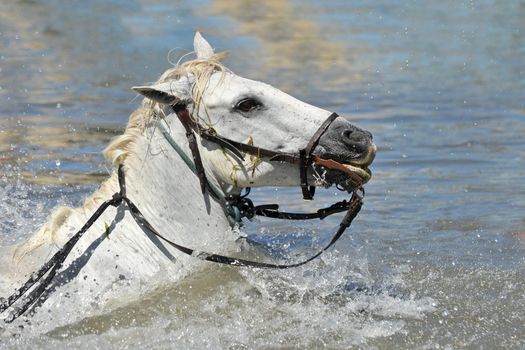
[133,33,376,195]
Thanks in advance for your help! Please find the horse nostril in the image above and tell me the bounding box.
[342,129,369,144]
[342,129,353,139]
[340,128,374,160]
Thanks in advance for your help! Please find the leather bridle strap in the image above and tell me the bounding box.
[299,112,339,200]
[125,186,362,269]
[172,105,339,200]
[230,195,358,221]
[173,104,208,194]
[198,131,300,164]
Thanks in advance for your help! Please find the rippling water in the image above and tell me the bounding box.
[1,0,525,348]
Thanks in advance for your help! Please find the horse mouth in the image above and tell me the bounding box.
[314,156,371,184]
[342,163,372,183]
[312,144,375,191]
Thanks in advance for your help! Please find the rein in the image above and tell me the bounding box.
[0,108,365,323]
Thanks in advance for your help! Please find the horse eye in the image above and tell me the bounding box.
[235,98,262,113]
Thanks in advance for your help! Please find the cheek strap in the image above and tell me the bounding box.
[299,112,339,200]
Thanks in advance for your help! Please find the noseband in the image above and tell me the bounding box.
[172,104,339,200]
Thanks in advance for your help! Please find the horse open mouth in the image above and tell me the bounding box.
[341,162,372,183]
[313,155,372,191]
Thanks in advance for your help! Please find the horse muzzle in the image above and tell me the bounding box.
[313,118,376,190]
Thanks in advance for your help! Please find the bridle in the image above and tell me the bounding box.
[0,104,367,323]
[171,104,342,201]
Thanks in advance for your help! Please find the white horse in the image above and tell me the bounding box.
[0,33,375,328]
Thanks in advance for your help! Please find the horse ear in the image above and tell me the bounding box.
[194,32,214,59]
[132,77,192,105]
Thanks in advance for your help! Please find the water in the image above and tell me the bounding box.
[1,0,524,348]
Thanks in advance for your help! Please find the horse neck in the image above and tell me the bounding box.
[119,118,232,245]
[3,112,235,289]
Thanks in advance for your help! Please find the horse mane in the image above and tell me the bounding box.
[103,51,229,167]
[13,52,228,264]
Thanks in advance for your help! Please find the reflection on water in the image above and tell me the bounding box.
[0,117,119,185]
[0,0,142,185]
[211,0,361,90]
[1,0,525,348]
